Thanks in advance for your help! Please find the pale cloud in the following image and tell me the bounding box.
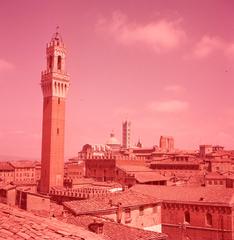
[148,100,189,113]
[0,59,13,71]
[9,130,25,135]
[164,84,185,93]
[97,12,186,53]
[192,35,234,59]
[225,43,234,58]
[215,131,234,147]
[193,35,223,59]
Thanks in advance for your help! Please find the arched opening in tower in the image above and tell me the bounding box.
[57,56,62,70]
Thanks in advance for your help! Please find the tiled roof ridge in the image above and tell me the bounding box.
[0,203,104,240]
[63,189,161,216]
[131,185,234,205]
[68,214,168,240]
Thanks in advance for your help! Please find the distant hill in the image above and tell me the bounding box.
[0,155,39,162]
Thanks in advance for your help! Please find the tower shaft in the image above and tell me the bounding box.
[122,121,131,149]
[40,31,70,194]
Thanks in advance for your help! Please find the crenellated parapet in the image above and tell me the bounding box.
[49,187,114,200]
[40,28,70,99]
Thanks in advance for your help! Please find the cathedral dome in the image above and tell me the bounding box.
[106,133,120,146]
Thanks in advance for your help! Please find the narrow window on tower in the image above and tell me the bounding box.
[58,98,60,104]
[57,128,59,135]
[58,56,62,70]
[49,56,53,70]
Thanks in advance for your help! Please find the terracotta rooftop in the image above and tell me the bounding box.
[134,172,168,183]
[116,164,153,172]
[132,148,155,154]
[116,159,146,166]
[63,190,160,215]
[0,203,104,240]
[150,161,199,165]
[9,161,36,168]
[131,185,234,206]
[205,172,226,179]
[0,182,16,191]
[0,162,14,171]
[66,215,167,240]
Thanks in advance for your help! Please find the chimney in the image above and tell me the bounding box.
[88,220,104,234]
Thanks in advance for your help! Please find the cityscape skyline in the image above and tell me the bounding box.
[1,0,234,159]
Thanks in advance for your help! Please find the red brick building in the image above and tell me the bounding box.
[85,156,116,182]
[63,190,164,234]
[132,185,234,240]
[85,157,167,187]
[205,172,234,189]
[115,163,168,187]
[64,160,85,183]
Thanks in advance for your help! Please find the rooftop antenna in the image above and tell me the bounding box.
[52,25,63,42]
[55,26,60,39]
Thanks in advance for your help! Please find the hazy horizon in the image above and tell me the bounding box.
[1,0,234,159]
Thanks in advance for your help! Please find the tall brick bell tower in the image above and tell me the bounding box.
[40,28,70,194]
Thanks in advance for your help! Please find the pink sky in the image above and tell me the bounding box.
[0,0,234,159]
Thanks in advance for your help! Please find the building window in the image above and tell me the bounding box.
[139,206,144,216]
[208,180,212,185]
[184,211,190,224]
[206,213,212,226]
[57,128,59,135]
[125,208,131,223]
[58,98,60,104]
[57,56,62,70]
